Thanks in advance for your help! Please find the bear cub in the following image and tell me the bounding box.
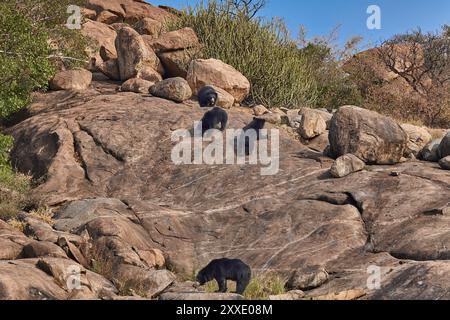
[201,107,228,135]
[196,258,252,295]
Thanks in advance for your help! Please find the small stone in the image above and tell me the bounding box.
[330,154,365,178]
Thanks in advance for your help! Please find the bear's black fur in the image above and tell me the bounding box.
[234,118,267,155]
[197,258,252,295]
[198,86,219,108]
[243,118,266,140]
[201,107,228,135]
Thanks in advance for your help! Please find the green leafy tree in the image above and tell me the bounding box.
[0,4,54,118]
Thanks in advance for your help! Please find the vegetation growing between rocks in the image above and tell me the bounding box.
[0,134,31,221]
[168,0,318,108]
[168,0,363,109]
[0,1,89,219]
[346,26,450,127]
[204,274,286,300]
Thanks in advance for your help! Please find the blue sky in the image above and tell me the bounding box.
[150,0,449,48]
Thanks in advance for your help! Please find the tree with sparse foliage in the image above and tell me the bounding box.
[375,27,450,126]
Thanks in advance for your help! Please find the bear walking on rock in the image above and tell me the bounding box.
[196,258,252,295]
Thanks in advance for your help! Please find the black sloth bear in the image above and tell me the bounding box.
[243,118,266,140]
[235,117,267,155]
[198,86,219,108]
[201,107,228,135]
[196,258,252,295]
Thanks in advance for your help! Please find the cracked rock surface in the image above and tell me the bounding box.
[3,81,450,300]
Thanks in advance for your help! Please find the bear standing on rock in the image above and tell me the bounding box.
[196,258,252,295]
[198,86,229,135]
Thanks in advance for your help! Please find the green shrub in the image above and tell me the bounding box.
[168,0,319,108]
[0,0,89,119]
[0,4,54,118]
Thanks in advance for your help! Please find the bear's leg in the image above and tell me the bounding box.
[216,278,228,293]
[236,276,250,295]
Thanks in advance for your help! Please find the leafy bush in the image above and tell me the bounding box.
[0,0,89,119]
[0,4,53,118]
[168,0,319,108]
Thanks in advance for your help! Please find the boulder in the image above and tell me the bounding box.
[298,108,327,139]
[120,78,154,93]
[115,27,162,81]
[439,156,450,170]
[36,257,117,298]
[401,124,432,157]
[98,58,120,80]
[286,109,302,129]
[420,139,442,162]
[96,10,120,24]
[99,45,117,61]
[158,50,190,79]
[149,77,192,103]
[135,18,163,37]
[329,106,408,164]
[148,28,200,53]
[286,267,329,290]
[259,112,283,125]
[50,69,92,91]
[253,105,269,117]
[114,264,176,298]
[82,20,117,60]
[209,85,235,109]
[187,59,250,103]
[137,65,163,83]
[86,0,176,24]
[439,132,450,159]
[330,154,366,178]
[305,132,330,153]
[80,8,97,20]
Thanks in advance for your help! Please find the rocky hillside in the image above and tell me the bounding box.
[1,0,449,300]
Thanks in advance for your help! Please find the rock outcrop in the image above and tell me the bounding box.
[115,27,162,81]
[120,78,154,93]
[3,79,450,300]
[420,139,442,162]
[1,1,449,300]
[401,123,432,157]
[298,108,328,139]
